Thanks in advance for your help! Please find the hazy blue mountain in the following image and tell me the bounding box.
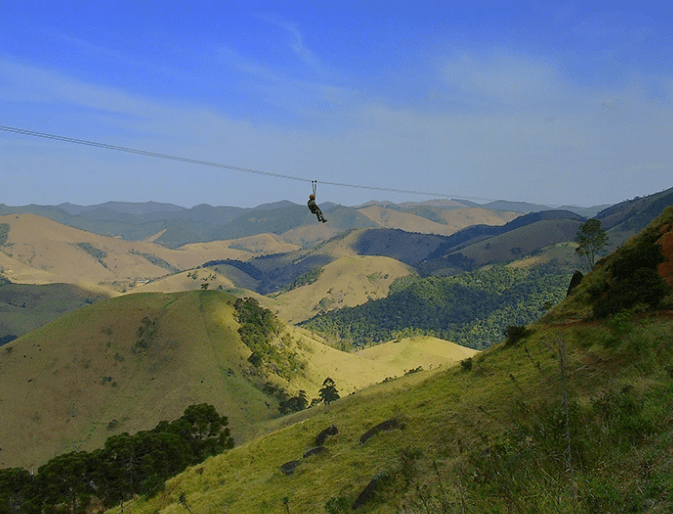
[2,187,671,250]
[57,201,186,216]
[597,186,673,231]
[481,200,553,213]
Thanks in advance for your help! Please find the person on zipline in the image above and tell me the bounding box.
[307,194,327,223]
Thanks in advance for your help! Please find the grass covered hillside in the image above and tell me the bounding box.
[453,218,584,268]
[97,208,673,514]
[0,290,469,471]
[0,283,108,342]
[355,205,517,236]
[544,205,673,323]
[270,255,416,324]
[0,291,277,470]
[0,214,298,293]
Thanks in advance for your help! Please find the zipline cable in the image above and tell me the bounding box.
[0,124,497,202]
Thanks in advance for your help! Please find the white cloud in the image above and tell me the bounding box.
[0,56,165,117]
[2,46,672,208]
[257,13,324,73]
[441,48,564,106]
[216,45,354,116]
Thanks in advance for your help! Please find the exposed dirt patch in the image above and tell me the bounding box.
[657,225,673,285]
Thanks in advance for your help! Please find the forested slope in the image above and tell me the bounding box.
[303,264,573,349]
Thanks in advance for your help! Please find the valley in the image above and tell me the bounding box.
[0,189,672,513]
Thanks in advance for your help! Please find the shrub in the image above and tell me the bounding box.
[594,268,668,318]
[592,231,669,318]
[610,231,665,281]
[504,325,529,346]
[460,357,473,371]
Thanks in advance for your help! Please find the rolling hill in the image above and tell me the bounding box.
[354,335,478,375]
[0,290,472,470]
[0,283,108,343]
[450,217,585,267]
[0,200,519,248]
[0,214,298,292]
[302,263,575,350]
[355,205,517,236]
[77,206,673,514]
[269,255,416,324]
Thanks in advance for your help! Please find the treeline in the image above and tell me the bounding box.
[302,265,572,350]
[0,223,9,246]
[0,404,233,514]
[234,297,305,380]
[274,378,341,415]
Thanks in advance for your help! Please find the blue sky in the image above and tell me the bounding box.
[1,1,672,208]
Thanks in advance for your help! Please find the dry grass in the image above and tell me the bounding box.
[271,255,415,324]
[0,214,298,294]
[0,289,470,470]
[354,335,478,374]
[357,206,517,236]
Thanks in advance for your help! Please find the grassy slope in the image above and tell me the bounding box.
[0,289,470,470]
[279,223,345,247]
[177,234,299,259]
[354,335,478,374]
[0,291,276,469]
[270,255,416,324]
[356,206,518,236]
[106,209,673,514]
[356,206,461,235]
[0,283,108,340]
[456,218,584,266]
[129,268,237,294]
[0,214,297,292]
[107,314,673,514]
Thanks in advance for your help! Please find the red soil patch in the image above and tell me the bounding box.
[657,225,673,286]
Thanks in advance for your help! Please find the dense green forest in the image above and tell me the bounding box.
[0,404,233,514]
[234,297,306,380]
[302,265,573,350]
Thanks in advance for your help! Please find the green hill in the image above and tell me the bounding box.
[3,209,673,514]
[87,207,673,514]
[453,218,584,267]
[0,291,278,470]
[0,289,470,471]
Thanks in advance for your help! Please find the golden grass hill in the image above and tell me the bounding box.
[0,188,672,513]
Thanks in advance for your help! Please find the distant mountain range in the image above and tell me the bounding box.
[0,198,608,248]
[1,186,672,346]
[0,187,671,297]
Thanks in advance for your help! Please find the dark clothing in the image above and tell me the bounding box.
[308,198,327,222]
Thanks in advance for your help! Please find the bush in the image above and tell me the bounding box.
[610,232,665,280]
[460,357,473,371]
[592,231,669,318]
[504,325,529,346]
[594,268,669,318]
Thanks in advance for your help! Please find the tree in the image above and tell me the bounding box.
[574,219,608,269]
[37,451,95,514]
[319,377,340,405]
[0,468,36,514]
[279,391,308,414]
